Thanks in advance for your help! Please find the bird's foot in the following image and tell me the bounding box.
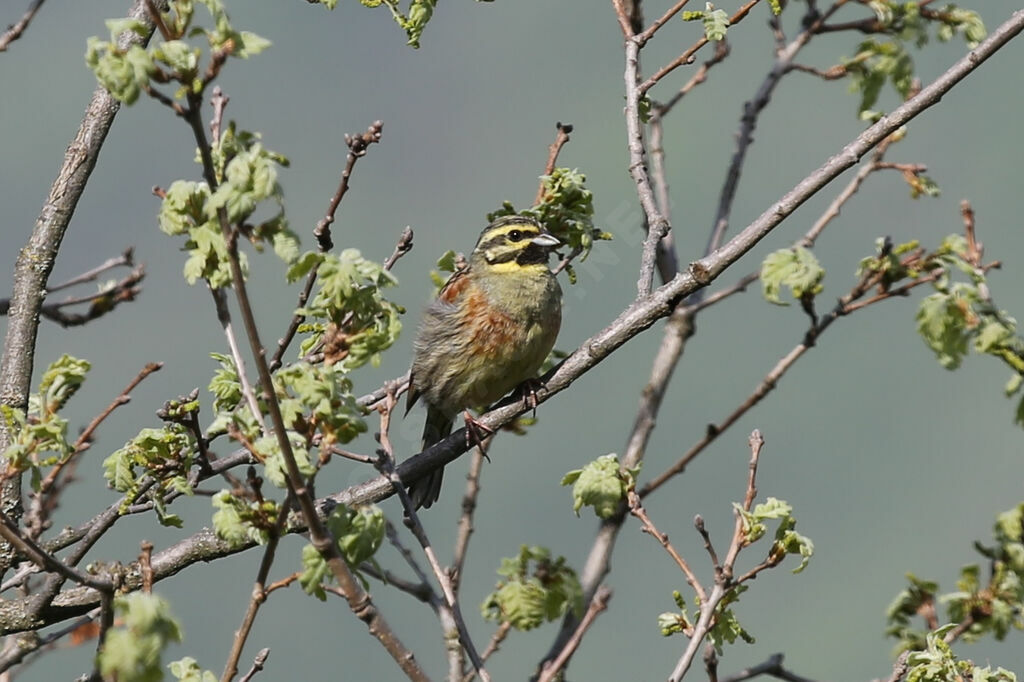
[517,378,545,418]
[462,410,494,460]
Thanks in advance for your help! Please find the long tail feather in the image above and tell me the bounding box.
[407,406,452,510]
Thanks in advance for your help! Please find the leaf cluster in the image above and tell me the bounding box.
[0,355,89,491]
[760,247,825,306]
[97,593,185,682]
[735,497,814,574]
[488,167,610,284]
[481,545,583,632]
[837,2,985,117]
[912,236,1024,425]
[292,249,403,371]
[299,504,385,599]
[561,453,640,519]
[887,504,1024,667]
[86,0,270,105]
[103,424,194,527]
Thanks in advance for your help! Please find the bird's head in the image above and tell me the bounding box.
[471,216,561,272]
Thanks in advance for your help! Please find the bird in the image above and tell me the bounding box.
[405,215,563,509]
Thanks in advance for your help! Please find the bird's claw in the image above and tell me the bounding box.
[462,410,493,460]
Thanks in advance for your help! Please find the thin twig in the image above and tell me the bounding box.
[651,39,730,119]
[535,586,612,682]
[314,121,384,251]
[0,512,111,593]
[269,121,386,371]
[376,392,490,681]
[211,287,265,433]
[0,0,45,52]
[694,516,722,579]
[474,622,512,672]
[238,648,270,682]
[666,431,766,681]
[451,448,486,592]
[534,123,574,205]
[221,497,293,682]
[45,249,135,294]
[647,116,680,281]
[628,491,706,602]
[383,226,415,271]
[635,0,692,45]
[706,0,849,258]
[640,0,762,95]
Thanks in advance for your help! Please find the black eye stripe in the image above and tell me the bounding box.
[477,228,538,252]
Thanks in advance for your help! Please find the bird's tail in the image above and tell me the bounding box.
[407,406,452,510]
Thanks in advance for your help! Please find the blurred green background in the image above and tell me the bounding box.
[1,1,1022,679]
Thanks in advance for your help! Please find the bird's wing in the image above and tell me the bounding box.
[436,265,471,304]
[405,265,472,416]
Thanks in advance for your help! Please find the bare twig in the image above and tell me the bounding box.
[535,586,612,682]
[694,516,722,578]
[238,648,270,682]
[211,287,265,433]
[221,497,293,682]
[639,254,951,498]
[640,0,762,95]
[635,0,691,45]
[534,123,574,205]
[652,39,730,119]
[451,448,486,592]
[0,0,45,52]
[0,512,111,593]
[666,431,766,681]
[383,226,415,271]
[647,115,680,281]
[628,491,706,602]
[45,249,135,294]
[376,392,490,681]
[270,121,386,372]
[474,621,512,674]
[707,1,848,257]
[621,31,671,297]
[314,121,384,251]
[21,264,146,328]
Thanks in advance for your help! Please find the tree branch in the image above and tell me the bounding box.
[0,0,165,578]
[0,0,45,52]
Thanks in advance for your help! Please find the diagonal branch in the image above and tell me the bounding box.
[0,0,45,52]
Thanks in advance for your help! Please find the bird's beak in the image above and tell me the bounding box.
[531,232,561,248]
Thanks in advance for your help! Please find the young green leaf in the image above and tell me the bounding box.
[760,247,825,305]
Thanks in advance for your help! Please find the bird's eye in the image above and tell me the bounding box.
[507,229,524,242]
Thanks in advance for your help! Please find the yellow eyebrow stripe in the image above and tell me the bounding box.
[481,223,540,241]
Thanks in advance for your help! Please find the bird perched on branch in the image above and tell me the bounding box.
[405,215,563,509]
